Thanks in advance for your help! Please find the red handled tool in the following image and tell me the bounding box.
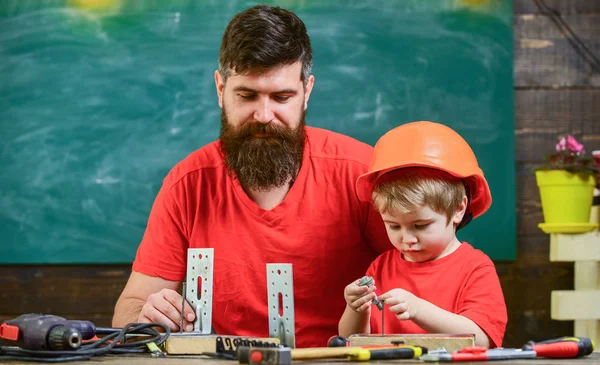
[420,336,595,362]
[523,336,595,358]
[420,346,536,362]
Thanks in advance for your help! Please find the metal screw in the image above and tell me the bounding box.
[358,276,383,310]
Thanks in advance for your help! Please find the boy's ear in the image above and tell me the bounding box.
[452,195,469,225]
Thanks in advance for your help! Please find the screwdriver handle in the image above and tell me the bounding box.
[370,346,425,360]
[525,337,595,358]
[347,346,425,361]
[531,342,582,358]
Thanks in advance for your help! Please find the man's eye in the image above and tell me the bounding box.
[274,95,291,102]
[239,94,256,100]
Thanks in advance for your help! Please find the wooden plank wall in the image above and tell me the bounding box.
[1,0,599,348]
[505,0,600,346]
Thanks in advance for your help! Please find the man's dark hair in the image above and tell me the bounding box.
[218,5,312,86]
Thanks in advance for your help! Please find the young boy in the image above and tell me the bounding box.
[338,121,507,348]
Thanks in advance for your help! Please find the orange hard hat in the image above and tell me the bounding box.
[356,121,492,219]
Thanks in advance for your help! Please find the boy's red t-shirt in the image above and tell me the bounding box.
[367,242,507,347]
[133,126,391,348]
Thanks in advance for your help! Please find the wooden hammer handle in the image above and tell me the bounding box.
[290,346,367,360]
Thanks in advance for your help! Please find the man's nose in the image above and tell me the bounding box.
[253,97,275,123]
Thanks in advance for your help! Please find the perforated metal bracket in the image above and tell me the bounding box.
[266,263,295,348]
[185,248,214,334]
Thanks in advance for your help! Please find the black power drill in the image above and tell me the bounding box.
[0,314,97,350]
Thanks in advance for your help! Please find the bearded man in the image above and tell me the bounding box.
[113,4,391,348]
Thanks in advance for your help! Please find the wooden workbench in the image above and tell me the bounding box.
[2,353,600,365]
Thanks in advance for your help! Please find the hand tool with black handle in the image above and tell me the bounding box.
[421,336,596,362]
[421,346,536,362]
[522,336,595,358]
[347,345,426,361]
[239,344,426,362]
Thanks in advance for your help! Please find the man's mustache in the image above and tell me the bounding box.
[234,122,288,139]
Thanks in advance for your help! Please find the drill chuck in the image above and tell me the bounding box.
[48,325,82,350]
[0,314,86,350]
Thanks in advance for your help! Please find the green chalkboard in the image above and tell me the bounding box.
[0,0,515,263]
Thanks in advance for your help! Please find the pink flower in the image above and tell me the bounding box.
[567,135,585,154]
[540,134,598,176]
[555,137,566,152]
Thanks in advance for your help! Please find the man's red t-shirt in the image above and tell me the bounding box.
[133,126,391,348]
[367,243,507,347]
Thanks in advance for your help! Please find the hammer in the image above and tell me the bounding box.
[238,345,426,363]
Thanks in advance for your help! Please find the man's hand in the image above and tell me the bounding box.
[379,288,421,321]
[344,278,378,313]
[113,272,195,331]
[138,288,196,331]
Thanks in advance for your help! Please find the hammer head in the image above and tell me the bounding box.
[238,346,291,365]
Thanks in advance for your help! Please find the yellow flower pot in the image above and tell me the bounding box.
[536,170,598,233]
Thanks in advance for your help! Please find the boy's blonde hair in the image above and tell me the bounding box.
[372,168,466,224]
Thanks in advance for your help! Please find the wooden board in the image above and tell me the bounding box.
[551,290,600,320]
[515,89,600,163]
[574,260,600,346]
[550,231,600,262]
[348,333,474,353]
[164,334,279,355]
[514,0,600,15]
[0,265,130,320]
[550,228,600,346]
[514,14,600,87]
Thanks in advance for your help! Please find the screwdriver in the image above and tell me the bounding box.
[523,336,595,358]
[420,346,536,362]
[421,336,596,362]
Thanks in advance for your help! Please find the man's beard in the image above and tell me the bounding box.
[219,109,306,192]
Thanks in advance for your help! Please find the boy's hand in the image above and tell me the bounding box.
[379,288,421,321]
[344,278,378,313]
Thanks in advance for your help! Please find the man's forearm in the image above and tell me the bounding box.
[112,297,144,327]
